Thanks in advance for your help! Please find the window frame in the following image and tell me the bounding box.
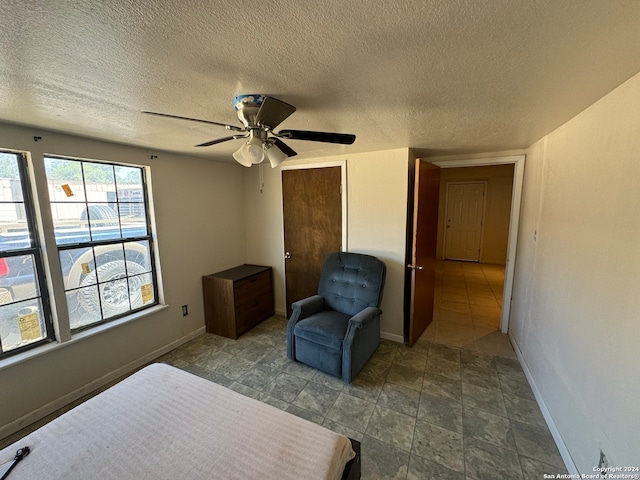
[0,151,55,358]
[44,155,160,333]
[0,147,162,361]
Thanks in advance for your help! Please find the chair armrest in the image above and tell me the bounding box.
[291,295,325,320]
[348,306,382,329]
[287,295,325,361]
[343,306,383,383]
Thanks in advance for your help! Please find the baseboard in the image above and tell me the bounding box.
[0,327,205,441]
[380,331,404,343]
[508,331,579,475]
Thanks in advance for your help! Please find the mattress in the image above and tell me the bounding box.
[0,363,355,480]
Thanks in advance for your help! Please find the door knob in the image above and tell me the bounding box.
[284,252,291,259]
[407,264,423,270]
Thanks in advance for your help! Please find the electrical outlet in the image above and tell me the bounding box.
[182,305,188,316]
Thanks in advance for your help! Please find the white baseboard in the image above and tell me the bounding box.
[0,327,205,441]
[508,331,579,475]
[380,331,404,343]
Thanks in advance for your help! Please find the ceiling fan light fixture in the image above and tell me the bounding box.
[265,143,287,168]
[233,136,264,167]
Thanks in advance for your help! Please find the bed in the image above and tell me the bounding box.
[0,363,360,480]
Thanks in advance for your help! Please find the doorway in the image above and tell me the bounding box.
[405,155,525,341]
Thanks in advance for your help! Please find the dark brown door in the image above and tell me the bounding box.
[406,159,440,346]
[282,167,342,317]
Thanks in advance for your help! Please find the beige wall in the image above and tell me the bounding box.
[436,165,514,264]
[0,124,245,436]
[244,149,410,341]
[510,72,640,470]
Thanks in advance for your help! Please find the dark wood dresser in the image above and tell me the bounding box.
[202,264,274,339]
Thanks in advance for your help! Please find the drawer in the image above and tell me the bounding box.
[235,282,271,312]
[236,291,274,332]
[234,271,271,301]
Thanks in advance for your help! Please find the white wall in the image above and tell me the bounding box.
[244,149,410,340]
[0,123,246,436]
[510,72,640,470]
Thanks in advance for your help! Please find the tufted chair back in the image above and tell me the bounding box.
[318,252,386,317]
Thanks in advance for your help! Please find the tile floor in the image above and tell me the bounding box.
[2,260,569,479]
[422,260,516,358]
[151,259,567,479]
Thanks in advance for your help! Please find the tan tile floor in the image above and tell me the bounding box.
[1,261,569,479]
[422,260,518,359]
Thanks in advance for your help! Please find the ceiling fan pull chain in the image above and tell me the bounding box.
[259,162,264,194]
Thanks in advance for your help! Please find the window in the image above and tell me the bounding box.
[0,152,54,355]
[44,156,158,331]
[0,150,160,360]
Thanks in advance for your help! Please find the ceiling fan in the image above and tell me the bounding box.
[143,95,356,168]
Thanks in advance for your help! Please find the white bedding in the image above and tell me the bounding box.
[0,363,355,480]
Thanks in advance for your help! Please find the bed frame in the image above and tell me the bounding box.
[342,439,361,480]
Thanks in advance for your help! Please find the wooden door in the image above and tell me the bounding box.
[282,167,342,317]
[444,182,485,261]
[405,159,440,346]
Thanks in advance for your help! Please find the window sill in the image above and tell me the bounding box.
[0,304,169,371]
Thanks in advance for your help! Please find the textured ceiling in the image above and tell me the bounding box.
[1,0,640,162]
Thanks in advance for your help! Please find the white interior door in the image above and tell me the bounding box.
[444,182,485,261]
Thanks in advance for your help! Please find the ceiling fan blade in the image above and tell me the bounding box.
[143,111,244,131]
[278,129,356,145]
[255,97,296,129]
[273,138,297,157]
[195,135,241,147]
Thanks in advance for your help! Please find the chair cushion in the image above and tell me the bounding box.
[318,252,386,317]
[293,311,352,351]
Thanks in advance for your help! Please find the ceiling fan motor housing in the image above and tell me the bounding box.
[233,94,265,127]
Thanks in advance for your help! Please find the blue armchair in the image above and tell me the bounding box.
[287,252,386,383]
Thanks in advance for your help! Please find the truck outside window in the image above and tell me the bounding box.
[0,150,160,359]
[44,156,158,331]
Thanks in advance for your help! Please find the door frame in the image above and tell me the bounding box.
[280,161,348,310]
[442,181,487,262]
[431,155,525,334]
